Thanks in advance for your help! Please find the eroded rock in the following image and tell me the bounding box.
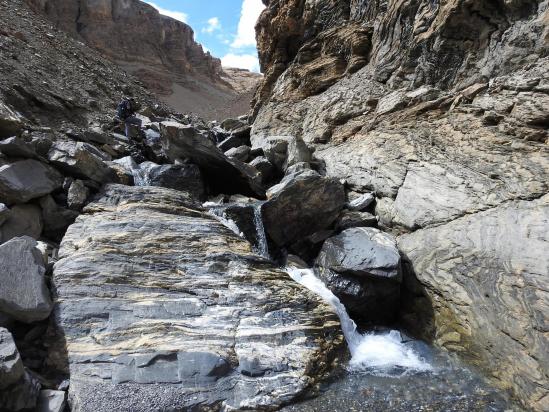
[48,184,342,411]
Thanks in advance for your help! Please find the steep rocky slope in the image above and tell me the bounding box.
[26,0,262,120]
[252,0,549,410]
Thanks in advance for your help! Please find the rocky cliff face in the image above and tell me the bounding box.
[26,0,262,120]
[252,0,549,410]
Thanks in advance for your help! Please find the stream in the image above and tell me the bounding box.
[206,200,523,411]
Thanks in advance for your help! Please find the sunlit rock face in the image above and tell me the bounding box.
[252,0,549,410]
[48,184,343,411]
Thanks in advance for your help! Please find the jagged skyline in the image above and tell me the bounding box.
[145,0,265,72]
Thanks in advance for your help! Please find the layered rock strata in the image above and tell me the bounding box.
[252,0,549,409]
[48,184,342,411]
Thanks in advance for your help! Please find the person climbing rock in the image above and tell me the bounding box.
[117,97,142,138]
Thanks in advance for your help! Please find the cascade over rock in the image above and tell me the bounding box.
[48,184,342,411]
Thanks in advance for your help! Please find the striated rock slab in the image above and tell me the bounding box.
[399,195,549,411]
[49,184,342,411]
[0,236,52,323]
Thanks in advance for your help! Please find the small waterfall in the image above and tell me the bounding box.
[206,206,244,238]
[132,162,155,187]
[286,266,431,375]
[252,202,269,259]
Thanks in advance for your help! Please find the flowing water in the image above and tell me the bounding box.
[286,266,430,375]
[252,202,270,259]
[210,202,521,411]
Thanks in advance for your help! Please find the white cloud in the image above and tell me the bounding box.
[222,53,261,72]
[144,1,188,23]
[202,17,221,34]
[231,0,265,48]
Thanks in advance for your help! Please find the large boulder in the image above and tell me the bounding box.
[315,227,402,322]
[0,159,63,205]
[0,327,41,411]
[0,133,52,159]
[0,204,43,244]
[262,170,345,247]
[399,195,549,411]
[250,135,313,172]
[0,236,53,323]
[140,161,205,199]
[160,121,264,197]
[48,184,342,411]
[47,141,114,183]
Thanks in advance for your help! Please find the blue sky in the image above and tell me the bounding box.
[144,0,265,72]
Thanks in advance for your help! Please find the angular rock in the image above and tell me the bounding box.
[144,162,205,200]
[0,159,63,205]
[0,133,53,159]
[335,210,377,231]
[316,228,402,321]
[47,141,114,183]
[0,327,41,411]
[37,390,66,412]
[0,102,24,138]
[221,118,247,131]
[347,193,375,211]
[0,204,43,244]
[225,145,251,162]
[249,156,276,185]
[250,135,312,172]
[0,236,52,323]
[0,203,9,226]
[217,133,248,152]
[262,170,345,247]
[160,121,264,196]
[399,195,549,411]
[39,195,79,241]
[0,327,25,389]
[48,184,342,411]
[67,180,89,210]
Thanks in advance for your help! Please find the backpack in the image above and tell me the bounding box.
[117,99,133,120]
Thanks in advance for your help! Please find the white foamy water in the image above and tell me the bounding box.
[252,203,270,259]
[286,266,431,375]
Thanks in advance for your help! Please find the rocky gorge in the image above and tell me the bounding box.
[0,0,547,411]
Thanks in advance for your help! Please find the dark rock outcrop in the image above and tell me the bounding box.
[262,169,345,248]
[48,184,342,411]
[0,160,63,205]
[160,121,264,197]
[0,327,41,411]
[316,228,402,322]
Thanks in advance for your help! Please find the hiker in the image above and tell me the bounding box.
[117,97,142,137]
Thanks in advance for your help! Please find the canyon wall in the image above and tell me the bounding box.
[252,0,549,410]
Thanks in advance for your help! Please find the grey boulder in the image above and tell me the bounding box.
[47,141,114,183]
[37,390,66,412]
[0,204,43,244]
[262,169,345,247]
[335,210,378,231]
[316,227,402,321]
[47,184,341,411]
[67,180,90,210]
[0,133,52,159]
[347,192,375,211]
[0,327,41,411]
[160,121,263,196]
[0,159,63,205]
[0,236,53,323]
[225,145,251,162]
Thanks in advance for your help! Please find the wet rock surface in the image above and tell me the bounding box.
[48,184,342,411]
[316,228,402,322]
